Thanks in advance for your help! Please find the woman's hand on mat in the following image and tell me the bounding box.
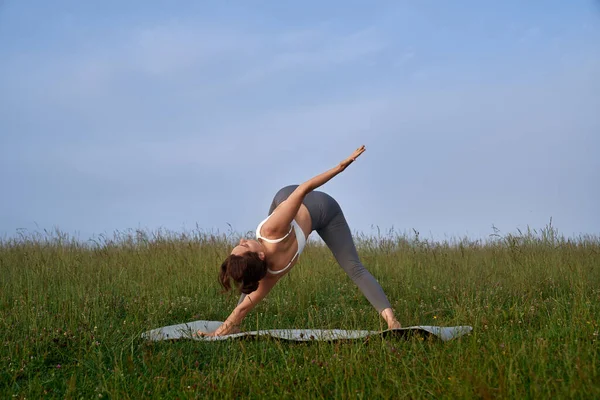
[196,330,216,337]
[339,145,366,170]
[224,325,241,335]
[198,324,241,337]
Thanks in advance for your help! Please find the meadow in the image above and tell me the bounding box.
[1,225,599,399]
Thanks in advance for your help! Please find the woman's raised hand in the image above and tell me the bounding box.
[339,145,366,170]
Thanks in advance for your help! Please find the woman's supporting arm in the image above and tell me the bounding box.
[208,274,280,336]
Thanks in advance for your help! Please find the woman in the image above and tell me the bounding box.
[202,145,401,337]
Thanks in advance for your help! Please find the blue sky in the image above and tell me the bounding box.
[1,1,599,242]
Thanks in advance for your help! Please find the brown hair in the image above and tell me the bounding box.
[219,252,267,294]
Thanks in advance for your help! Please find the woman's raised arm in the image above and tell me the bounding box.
[261,145,366,237]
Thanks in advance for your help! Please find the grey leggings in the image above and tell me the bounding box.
[239,185,391,313]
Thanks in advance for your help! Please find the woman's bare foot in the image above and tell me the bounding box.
[388,320,402,330]
[381,308,402,330]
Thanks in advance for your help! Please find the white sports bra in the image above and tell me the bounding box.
[255,214,306,275]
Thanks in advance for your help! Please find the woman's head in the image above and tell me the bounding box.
[219,239,267,294]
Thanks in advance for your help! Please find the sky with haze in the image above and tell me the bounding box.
[1,1,599,242]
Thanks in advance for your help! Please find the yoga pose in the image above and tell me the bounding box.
[201,145,401,337]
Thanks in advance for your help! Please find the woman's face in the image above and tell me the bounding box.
[231,238,263,256]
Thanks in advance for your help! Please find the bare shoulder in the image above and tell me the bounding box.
[260,200,294,237]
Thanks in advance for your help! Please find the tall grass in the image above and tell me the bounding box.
[1,225,599,398]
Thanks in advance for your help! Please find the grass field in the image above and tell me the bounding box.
[1,225,599,399]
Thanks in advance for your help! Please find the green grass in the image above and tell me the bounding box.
[1,226,599,399]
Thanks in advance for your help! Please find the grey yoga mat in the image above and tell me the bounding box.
[141,320,473,342]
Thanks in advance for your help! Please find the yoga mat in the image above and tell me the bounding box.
[141,320,472,342]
